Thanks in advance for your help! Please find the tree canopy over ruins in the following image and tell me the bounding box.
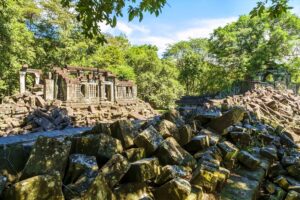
[0,0,299,109]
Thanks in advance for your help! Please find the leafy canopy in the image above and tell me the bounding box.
[251,0,292,18]
[61,0,167,42]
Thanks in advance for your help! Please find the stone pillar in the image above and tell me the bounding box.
[100,82,106,100]
[44,79,54,100]
[132,85,137,99]
[19,71,26,94]
[66,83,71,102]
[114,85,118,100]
[35,73,40,86]
[110,83,114,102]
[123,87,126,98]
[54,74,58,99]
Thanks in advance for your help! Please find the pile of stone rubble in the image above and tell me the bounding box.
[0,92,156,136]
[209,87,300,144]
[1,107,300,199]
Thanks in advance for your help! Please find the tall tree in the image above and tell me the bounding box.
[0,0,37,97]
[164,39,213,95]
[209,12,300,82]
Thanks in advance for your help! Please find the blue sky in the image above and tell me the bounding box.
[101,0,300,55]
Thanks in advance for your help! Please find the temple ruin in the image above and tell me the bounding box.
[19,65,137,104]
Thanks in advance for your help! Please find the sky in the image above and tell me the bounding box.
[101,0,300,55]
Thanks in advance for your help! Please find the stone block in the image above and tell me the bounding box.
[185,135,210,153]
[123,157,160,182]
[81,174,115,200]
[185,186,204,200]
[237,151,261,170]
[260,145,278,161]
[110,120,136,148]
[63,154,99,200]
[123,148,146,162]
[114,183,154,200]
[100,154,130,188]
[156,137,196,168]
[134,125,163,155]
[207,107,246,134]
[3,171,64,200]
[154,177,191,200]
[190,163,226,192]
[155,165,191,185]
[176,124,193,146]
[156,119,178,138]
[64,154,98,184]
[229,131,251,146]
[97,134,123,163]
[218,141,239,161]
[285,190,300,200]
[0,144,31,182]
[161,109,185,126]
[220,174,260,200]
[20,137,71,180]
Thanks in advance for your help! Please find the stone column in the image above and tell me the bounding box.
[19,71,26,94]
[44,79,54,100]
[110,83,114,102]
[132,85,137,99]
[100,82,106,100]
[35,73,40,86]
[123,87,126,98]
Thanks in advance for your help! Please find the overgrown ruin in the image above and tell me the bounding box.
[0,65,156,136]
[20,65,137,104]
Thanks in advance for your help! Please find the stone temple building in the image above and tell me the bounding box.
[19,65,137,104]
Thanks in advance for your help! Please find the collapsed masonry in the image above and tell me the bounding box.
[0,65,156,136]
[1,106,300,200]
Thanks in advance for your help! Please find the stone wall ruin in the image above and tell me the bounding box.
[20,65,137,104]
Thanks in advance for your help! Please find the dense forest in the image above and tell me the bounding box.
[0,0,299,108]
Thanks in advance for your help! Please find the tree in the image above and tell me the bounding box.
[209,12,300,83]
[0,0,37,97]
[164,39,214,95]
[251,0,292,18]
[126,45,183,108]
[60,0,167,41]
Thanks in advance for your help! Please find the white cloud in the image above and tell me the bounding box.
[134,36,176,55]
[100,17,238,56]
[176,17,238,41]
[293,5,300,16]
[129,24,150,34]
[99,22,112,33]
[100,21,150,36]
[116,21,133,35]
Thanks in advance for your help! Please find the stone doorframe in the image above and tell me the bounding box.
[19,65,42,94]
[102,81,115,102]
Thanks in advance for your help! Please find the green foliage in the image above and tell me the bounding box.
[209,12,300,83]
[126,45,184,108]
[106,65,136,82]
[60,0,167,41]
[251,0,292,18]
[164,12,300,96]
[0,0,36,97]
